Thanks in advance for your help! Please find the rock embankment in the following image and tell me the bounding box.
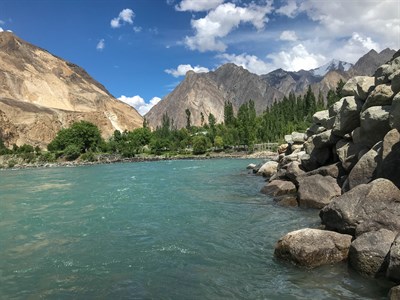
[254,49,400,297]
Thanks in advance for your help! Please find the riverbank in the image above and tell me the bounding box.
[0,150,277,170]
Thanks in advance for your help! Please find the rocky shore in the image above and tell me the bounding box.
[252,50,400,298]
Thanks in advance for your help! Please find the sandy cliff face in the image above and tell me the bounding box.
[0,32,143,148]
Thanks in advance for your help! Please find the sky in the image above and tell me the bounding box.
[0,0,399,115]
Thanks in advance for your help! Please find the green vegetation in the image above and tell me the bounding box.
[0,82,344,165]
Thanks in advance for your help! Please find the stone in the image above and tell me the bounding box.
[363,84,395,111]
[335,139,368,172]
[390,92,400,130]
[257,161,279,177]
[329,98,345,117]
[320,178,400,236]
[375,57,400,85]
[280,151,306,166]
[312,110,332,128]
[346,142,381,190]
[301,147,333,171]
[359,105,391,148]
[349,229,396,277]
[284,134,293,144]
[389,285,400,300]
[306,124,326,137]
[305,162,345,180]
[342,76,375,101]
[274,195,298,207]
[247,163,257,170]
[391,70,400,95]
[277,143,289,154]
[351,127,362,144]
[332,96,363,137]
[378,129,400,189]
[274,228,352,268]
[260,180,297,196]
[285,161,306,185]
[291,132,306,143]
[387,234,400,282]
[297,174,341,209]
[313,130,341,149]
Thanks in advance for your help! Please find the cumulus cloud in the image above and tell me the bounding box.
[118,95,161,115]
[176,0,224,11]
[165,64,210,77]
[96,39,105,51]
[0,27,3,32]
[279,30,298,41]
[111,8,134,28]
[185,1,273,52]
[218,53,273,75]
[267,44,326,71]
[276,0,298,18]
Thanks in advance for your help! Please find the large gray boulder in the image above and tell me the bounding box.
[387,234,400,282]
[359,105,391,147]
[320,178,400,236]
[375,57,400,85]
[332,96,363,137]
[362,84,394,111]
[297,174,341,209]
[346,142,381,190]
[313,110,334,129]
[335,139,367,172]
[312,129,341,148]
[260,179,297,196]
[391,70,400,94]
[274,228,352,268]
[329,98,345,117]
[291,132,306,143]
[342,76,375,101]
[257,161,279,177]
[377,128,400,189]
[349,229,396,277]
[390,92,400,130]
[389,286,400,300]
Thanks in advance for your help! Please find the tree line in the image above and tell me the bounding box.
[0,81,344,162]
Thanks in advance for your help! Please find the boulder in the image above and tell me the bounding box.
[301,147,333,171]
[274,228,352,268]
[335,139,368,172]
[285,161,306,184]
[256,161,279,177]
[277,143,289,154]
[329,98,345,117]
[305,162,345,180]
[313,110,334,129]
[346,142,381,190]
[342,76,375,101]
[280,151,306,166]
[389,286,400,300]
[284,134,293,144]
[387,234,400,282]
[313,130,341,149]
[274,195,298,207]
[378,129,400,189]
[351,127,362,144]
[390,92,400,130]
[349,229,396,277]
[359,105,391,148]
[291,132,306,143]
[375,57,400,85]
[307,124,326,137]
[391,70,400,95]
[362,84,395,111]
[247,163,257,170]
[320,178,400,236]
[297,174,341,209]
[260,180,297,196]
[332,96,363,137]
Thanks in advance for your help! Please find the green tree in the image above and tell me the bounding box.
[192,135,208,155]
[224,101,235,126]
[185,108,191,130]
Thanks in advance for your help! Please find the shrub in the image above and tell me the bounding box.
[80,151,95,162]
[64,144,81,161]
[192,136,208,155]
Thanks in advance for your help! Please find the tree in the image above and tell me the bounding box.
[48,121,103,153]
[192,135,208,155]
[185,108,191,130]
[200,112,205,127]
[224,101,235,126]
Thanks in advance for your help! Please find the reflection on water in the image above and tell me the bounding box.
[0,160,392,299]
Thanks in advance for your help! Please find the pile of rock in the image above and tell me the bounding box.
[259,50,400,297]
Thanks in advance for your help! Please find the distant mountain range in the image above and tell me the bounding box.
[146,48,396,129]
[0,32,143,148]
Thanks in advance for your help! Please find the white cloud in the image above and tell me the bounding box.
[118,95,161,115]
[165,64,210,77]
[0,27,3,32]
[111,8,135,28]
[279,30,297,41]
[276,0,298,18]
[96,39,105,51]
[218,53,273,75]
[176,0,224,11]
[184,1,273,52]
[133,26,142,33]
[267,44,326,71]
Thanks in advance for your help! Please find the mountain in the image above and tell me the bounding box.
[145,64,284,128]
[310,59,353,77]
[348,48,396,76]
[145,48,397,130]
[0,32,143,148]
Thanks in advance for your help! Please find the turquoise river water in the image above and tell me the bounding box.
[0,159,393,299]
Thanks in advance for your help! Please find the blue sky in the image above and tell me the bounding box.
[0,0,399,114]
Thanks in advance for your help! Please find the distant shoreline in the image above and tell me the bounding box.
[0,151,277,171]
